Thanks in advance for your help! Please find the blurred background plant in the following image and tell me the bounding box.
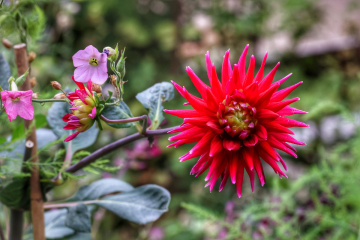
[1,0,360,239]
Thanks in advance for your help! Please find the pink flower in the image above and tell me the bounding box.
[1,90,34,122]
[72,45,108,85]
[63,77,97,142]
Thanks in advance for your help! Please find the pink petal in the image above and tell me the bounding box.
[74,65,94,83]
[91,68,108,85]
[72,49,91,67]
[64,131,81,142]
[84,45,100,58]
[88,107,97,119]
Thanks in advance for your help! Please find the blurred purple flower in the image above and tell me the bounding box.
[149,227,165,240]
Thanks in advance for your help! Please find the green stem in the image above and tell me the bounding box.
[100,115,148,135]
[32,99,67,103]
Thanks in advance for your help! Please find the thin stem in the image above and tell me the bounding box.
[65,126,178,173]
[9,210,23,240]
[100,115,146,124]
[32,99,67,103]
[0,223,4,240]
[100,115,148,135]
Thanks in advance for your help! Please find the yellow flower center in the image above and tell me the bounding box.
[12,97,20,102]
[89,58,99,66]
[217,96,257,138]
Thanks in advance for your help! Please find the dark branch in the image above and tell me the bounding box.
[65,126,178,173]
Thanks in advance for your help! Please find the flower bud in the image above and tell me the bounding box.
[32,92,39,99]
[103,47,116,57]
[2,38,12,49]
[52,174,64,186]
[28,51,36,63]
[53,93,67,99]
[116,49,126,79]
[92,83,102,93]
[51,81,62,90]
[30,77,37,88]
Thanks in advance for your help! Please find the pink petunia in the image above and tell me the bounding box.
[72,45,108,85]
[1,90,34,122]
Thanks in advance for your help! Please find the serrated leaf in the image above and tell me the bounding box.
[136,82,174,130]
[47,102,99,154]
[69,178,134,201]
[101,101,134,128]
[0,54,10,91]
[65,204,91,233]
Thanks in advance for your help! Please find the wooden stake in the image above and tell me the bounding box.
[14,43,45,240]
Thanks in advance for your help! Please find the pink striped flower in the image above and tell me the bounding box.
[165,45,307,197]
[63,77,97,142]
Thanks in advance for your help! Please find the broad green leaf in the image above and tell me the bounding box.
[136,82,174,130]
[47,102,71,139]
[47,102,99,154]
[65,204,91,233]
[69,178,134,201]
[94,184,170,224]
[0,178,30,210]
[0,53,10,91]
[58,179,170,225]
[44,209,74,239]
[101,101,133,128]
[0,177,51,210]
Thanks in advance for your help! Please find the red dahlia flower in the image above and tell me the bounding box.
[63,77,98,142]
[165,45,307,197]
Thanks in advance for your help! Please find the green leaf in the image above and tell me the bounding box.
[0,53,10,91]
[0,178,30,210]
[35,114,47,129]
[101,101,134,128]
[11,124,25,142]
[44,209,74,239]
[60,179,170,225]
[69,178,134,201]
[26,5,46,42]
[14,69,28,87]
[47,102,71,139]
[65,204,91,233]
[136,82,174,130]
[47,102,99,153]
[94,184,170,224]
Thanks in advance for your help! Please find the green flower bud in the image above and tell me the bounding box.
[116,48,126,79]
